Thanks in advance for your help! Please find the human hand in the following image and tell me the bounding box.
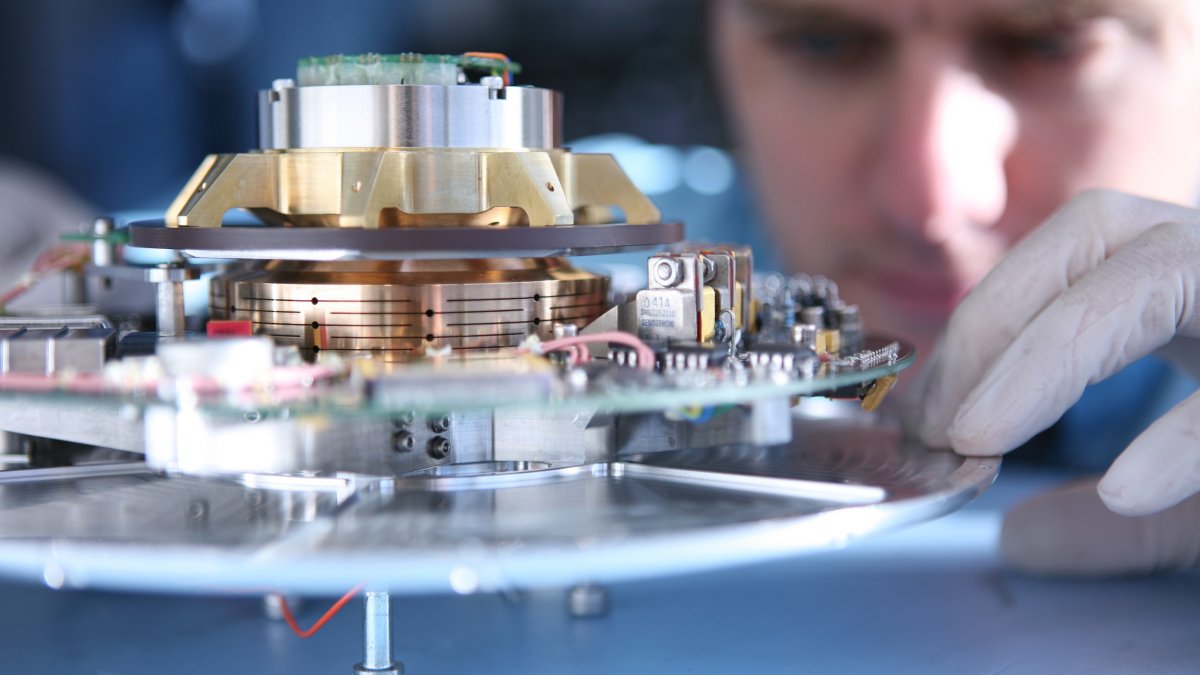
[0,159,93,305]
[905,189,1200,572]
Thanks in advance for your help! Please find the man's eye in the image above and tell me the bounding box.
[978,28,1089,67]
[767,28,887,70]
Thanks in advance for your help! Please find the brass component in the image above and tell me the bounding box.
[211,258,607,361]
[700,286,717,342]
[860,374,898,413]
[816,329,841,355]
[167,149,660,229]
[675,244,754,334]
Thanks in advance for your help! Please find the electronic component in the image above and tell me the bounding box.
[0,54,991,675]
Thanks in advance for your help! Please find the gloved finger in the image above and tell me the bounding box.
[947,220,1200,456]
[1152,336,1200,381]
[914,190,1200,447]
[1099,389,1200,515]
[1002,477,1200,576]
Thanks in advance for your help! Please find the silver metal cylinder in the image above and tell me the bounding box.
[354,590,402,674]
[259,82,562,150]
[156,280,185,338]
[91,217,116,267]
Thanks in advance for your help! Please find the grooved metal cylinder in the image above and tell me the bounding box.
[210,258,607,360]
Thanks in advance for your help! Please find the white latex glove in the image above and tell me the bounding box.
[907,189,1200,573]
[1001,477,1200,575]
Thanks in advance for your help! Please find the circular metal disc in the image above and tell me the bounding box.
[127,220,684,260]
[0,407,997,596]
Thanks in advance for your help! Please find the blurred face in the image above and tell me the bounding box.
[714,0,1200,359]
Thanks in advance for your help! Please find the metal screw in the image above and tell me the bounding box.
[186,498,209,523]
[392,411,415,429]
[392,431,414,453]
[429,414,451,434]
[427,436,451,460]
[653,258,681,287]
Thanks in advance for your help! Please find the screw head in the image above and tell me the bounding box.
[392,431,415,453]
[427,436,452,460]
[429,414,451,433]
[653,259,682,287]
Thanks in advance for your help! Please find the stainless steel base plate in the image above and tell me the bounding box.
[0,406,997,596]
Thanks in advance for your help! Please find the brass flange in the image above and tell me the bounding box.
[167,149,660,229]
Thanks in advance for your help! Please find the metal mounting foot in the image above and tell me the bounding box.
[353,590,403,674]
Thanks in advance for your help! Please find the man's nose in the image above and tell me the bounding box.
[868,54,1017,243]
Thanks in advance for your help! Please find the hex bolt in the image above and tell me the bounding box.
[429,414,451,434]
[392,431,415,453]
[426,436,451,460]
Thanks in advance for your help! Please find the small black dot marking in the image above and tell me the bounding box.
[532,317,541,325]
[311,297,319,305]
[425,334,435,342]
[311,321,320,330]
[533,293,541,301]
[312,345,321,353]
[425,309,434,317]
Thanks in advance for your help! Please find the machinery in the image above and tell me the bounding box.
[0,54,995,673]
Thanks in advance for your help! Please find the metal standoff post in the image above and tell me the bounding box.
[353,590,403,675]
[155,277,186,338]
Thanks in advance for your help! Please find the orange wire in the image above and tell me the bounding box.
[277,583,365,639]
[462,51,512,85]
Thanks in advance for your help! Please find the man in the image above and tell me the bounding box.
[713,0,1200,574]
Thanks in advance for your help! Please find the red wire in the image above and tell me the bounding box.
[277,583,365,639]
[462,51,512,85]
